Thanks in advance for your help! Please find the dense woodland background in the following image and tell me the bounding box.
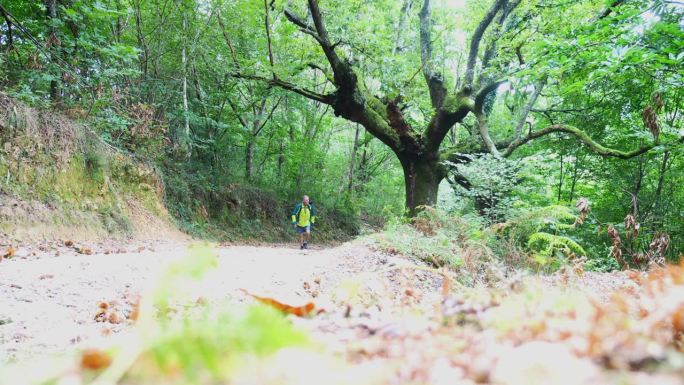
[0,0,682,269]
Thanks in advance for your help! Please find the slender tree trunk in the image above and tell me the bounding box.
[650,151,670,232]
[399,154,443,216]
[393,0,412,55]
[277,140,285,180]
[44,0,61,103]
[568,153,581,202]
[347,123,361,194]
[557,150,564,202]
[632,156,645,218]
[181,12,190,151]
[245,137,255,181]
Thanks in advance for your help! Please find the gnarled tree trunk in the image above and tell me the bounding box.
[399,153,444,216]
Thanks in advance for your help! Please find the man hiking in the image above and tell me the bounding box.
[291,195,316,249]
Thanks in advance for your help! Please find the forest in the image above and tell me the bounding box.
[0,0,683,384]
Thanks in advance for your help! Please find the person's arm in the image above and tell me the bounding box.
[310,204,316,224]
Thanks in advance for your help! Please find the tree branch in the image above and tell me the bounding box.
[254,96,283,136]
[217,11,240,69]
[481,0,522,71]
[596,0,626,20]
[502,124,658,159]
[225,96,249,128]
[230,72,332,104]
[307,0,348,85]
[464,0,508,87]
[474,80,505,112]
[476,111,502,157]
[307,63,335,84]
[283,8,324,44]
[284,1,355,88]
[419,0,446,108]
[263,0,276,79]
[514,79,545,137]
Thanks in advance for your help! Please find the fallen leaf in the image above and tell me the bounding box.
[240,289,316,317]
[3,246,16,259]
[64,240,74,247]
[128,300,140,321]
[94,308,107,322]
[98,302,109,310]
[77,247,93,255]
[108,311,121,324]
[314,276,322,285]
[81,349,112,370]
[303,281,311,290]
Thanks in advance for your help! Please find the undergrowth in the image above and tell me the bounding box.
[373,204,594,282]
[162,162,360,243]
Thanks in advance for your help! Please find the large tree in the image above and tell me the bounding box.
[233,0,675,215]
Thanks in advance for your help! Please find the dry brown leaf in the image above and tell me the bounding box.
[77,247,93,255]
[98,301,109,310]
[81,349,112,370]
[240,289,316,317]
[64,240,74,247]
[108,311,121,324]
[575,198,590,225]
[3,246,16,259]
[128,302,140,321]
[94,308,107,322]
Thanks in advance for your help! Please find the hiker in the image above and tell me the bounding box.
[291,195,316,249]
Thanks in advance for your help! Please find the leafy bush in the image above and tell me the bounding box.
[373,208,495,284]
[446,154,522,222]
[493,205,586,271]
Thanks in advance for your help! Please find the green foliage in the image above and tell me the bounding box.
[494,205,586,270]
[147,305,307,380]
[527,232,586,265]
[373,208,493,276]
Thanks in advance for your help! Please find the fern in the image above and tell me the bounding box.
[494,205,586,268]
[495,205,578,244]
[528,232,586,260]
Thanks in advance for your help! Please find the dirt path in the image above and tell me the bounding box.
[0,240,407,364]
[4,240,675,385]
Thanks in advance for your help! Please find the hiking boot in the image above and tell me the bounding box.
[300,244,304,250]
[303,243,308,249]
